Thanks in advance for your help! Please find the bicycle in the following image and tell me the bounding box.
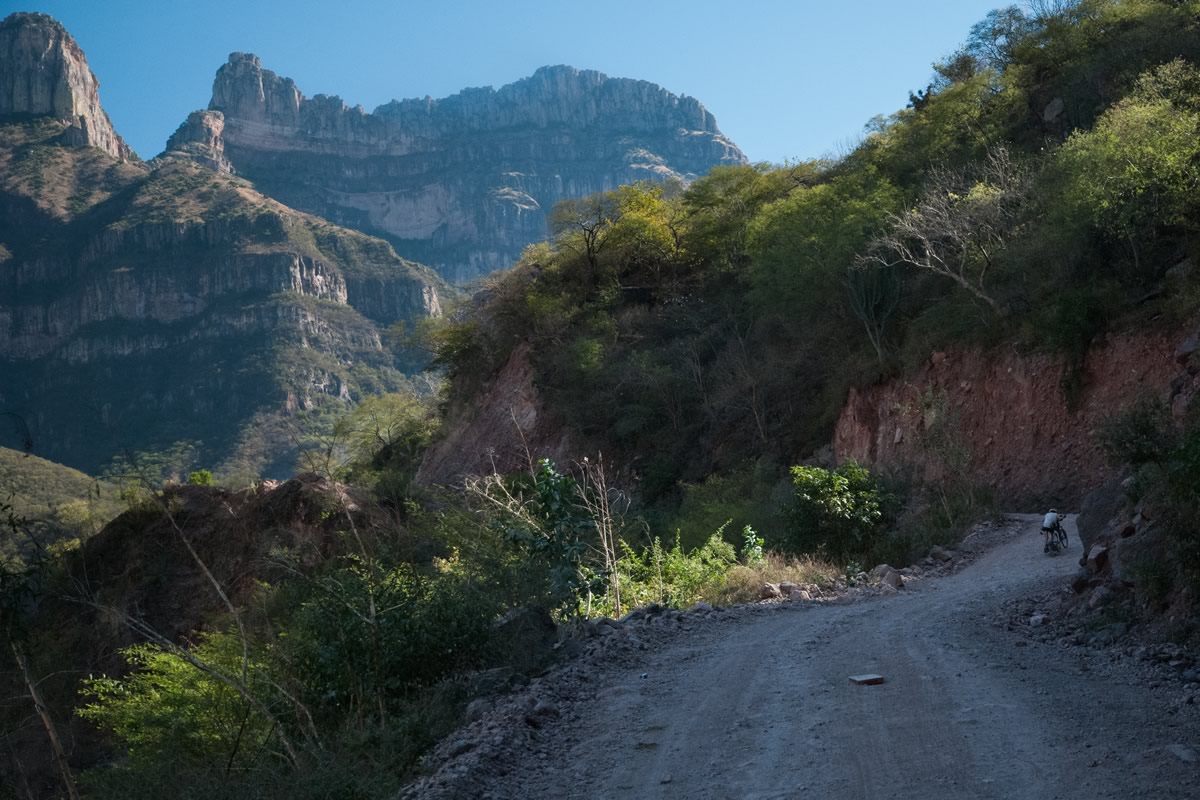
[1044,515,1068,555]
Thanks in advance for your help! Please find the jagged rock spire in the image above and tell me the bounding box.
[0,12,132,161]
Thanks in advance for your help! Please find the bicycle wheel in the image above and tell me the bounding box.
[1057,526,1069,550]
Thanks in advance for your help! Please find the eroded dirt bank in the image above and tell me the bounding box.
[413,516,1200,799]
[834,333,1199,505]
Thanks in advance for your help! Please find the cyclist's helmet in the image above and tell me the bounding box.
[1049,508,1057,513]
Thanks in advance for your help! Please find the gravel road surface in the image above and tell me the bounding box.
[477,514,1200,799]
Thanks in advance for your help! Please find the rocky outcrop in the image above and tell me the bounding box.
[0,12,131,161]
[200,55,746,282]
[161,110,232,173]
[0,201,441,362]
[1068,486,1173,618]
[833,332,1200,505]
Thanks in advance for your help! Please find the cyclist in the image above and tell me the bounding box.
[1042,508,1065,553]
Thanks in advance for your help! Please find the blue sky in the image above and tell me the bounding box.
[9,0,1005,162]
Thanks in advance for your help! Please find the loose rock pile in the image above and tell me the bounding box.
[995,583,1200,718]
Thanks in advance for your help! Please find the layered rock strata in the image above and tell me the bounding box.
[0,150,443,473]
[198,55,746,282]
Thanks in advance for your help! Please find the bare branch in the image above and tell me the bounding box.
[858,144,1031,314]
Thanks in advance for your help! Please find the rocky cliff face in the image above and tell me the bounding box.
[200,55,746,282]
[162,110,233,173]
[833,332,1200,505]
[0,14,447,474]
[0,139,444,473]
[0,13,131,161]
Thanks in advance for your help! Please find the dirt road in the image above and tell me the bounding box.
[481,515,1200,799]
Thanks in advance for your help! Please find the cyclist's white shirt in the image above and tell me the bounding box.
[1043,511,1058,529]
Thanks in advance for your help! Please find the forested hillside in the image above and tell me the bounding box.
[428,0,1200,504]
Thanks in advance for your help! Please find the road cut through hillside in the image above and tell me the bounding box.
[473,514,1200,800]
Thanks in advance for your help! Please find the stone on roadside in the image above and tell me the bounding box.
[1086,544,1109,573]
[464,698,491,723]
[1071,568,1091,594]
[531,699,559,719]
[929,546,953,562]
[1087,585,1113,609]
[849,674,886,685]
[621,603,665,623]
[760,583,783,600]
[553,638,584,659]
[447,739,474,758]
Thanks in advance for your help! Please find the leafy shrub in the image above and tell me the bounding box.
[79,633,282,777]
[1057,60,1200,255]
[282,559,501,720]
[612,532,738,612]
[781,461,896,559]
[78,560,504,796]
[471,459,600,612]
[1098,401,1200,582]
[874,483,994,566]
[1097,396,1176,468]
[187,469,214,486]
[667,465,785,552]
[741,525,765,566]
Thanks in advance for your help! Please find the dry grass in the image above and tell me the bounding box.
[0,119,146,220]
[701,552,841,606]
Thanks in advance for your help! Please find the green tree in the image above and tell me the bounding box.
[782,461,893,559]
[294,392,438,502]
[79,633,282,777]
[1057,60,1200,268]
[847,263,902,365]
[467,459,598,612]
[680,164,800,272]
[747,171,900,320]
[187,469,215,486]
[281,560,498,721]
[550,192,621,276]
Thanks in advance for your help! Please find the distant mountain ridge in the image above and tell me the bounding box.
[0,10,745,473]
[178,54,746,282]
[0,13,443,475]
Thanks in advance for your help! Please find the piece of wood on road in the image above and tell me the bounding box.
[849,674,886,685]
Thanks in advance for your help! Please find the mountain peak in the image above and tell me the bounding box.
[0,12,132,161]
[200,52,744,283]
[209,51,301,125]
